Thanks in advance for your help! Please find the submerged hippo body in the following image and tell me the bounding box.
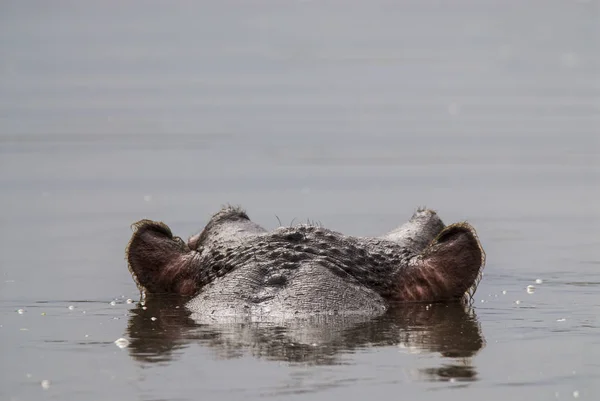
[126,206,485,318]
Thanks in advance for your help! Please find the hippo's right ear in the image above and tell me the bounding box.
[126,220,199,297]
[393,223,485,303]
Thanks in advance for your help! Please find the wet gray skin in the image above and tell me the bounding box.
[126,206,485,318]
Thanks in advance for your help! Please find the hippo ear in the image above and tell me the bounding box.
[126,220,199,297]
[396,223,485,302]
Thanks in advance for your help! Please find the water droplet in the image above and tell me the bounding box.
[17,309,24,314]
[126,299,134,304]
[557,318,566,322]
[527,285,535,294]
[41,312,46,316]
[573,390,579,398]
[41,380,51,390]
[68,305,75,310]
[535,279,543,284]
[109,301,116,306]
[515,300,521,305]
[150,317,157,321]
[142,306,147,310]
[502,290,507,295]
[114,338,130,348]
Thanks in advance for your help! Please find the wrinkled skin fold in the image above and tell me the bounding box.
[126,206,485,317]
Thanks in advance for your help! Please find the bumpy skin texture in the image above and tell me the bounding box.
[126,206,485,317]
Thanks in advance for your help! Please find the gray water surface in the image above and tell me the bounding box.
[1,1,599,400]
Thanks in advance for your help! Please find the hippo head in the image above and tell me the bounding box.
[125,206,485,316]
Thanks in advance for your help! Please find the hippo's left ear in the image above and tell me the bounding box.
[126,220,199,297]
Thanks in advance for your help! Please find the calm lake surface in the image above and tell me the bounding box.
[1,1,599,400]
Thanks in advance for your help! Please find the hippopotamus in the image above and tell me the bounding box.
[126,206,485,318]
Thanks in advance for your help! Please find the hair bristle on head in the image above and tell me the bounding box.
[213,205,249,222]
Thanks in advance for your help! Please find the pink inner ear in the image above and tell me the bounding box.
[392,223,484,303]
[177,278,199,296]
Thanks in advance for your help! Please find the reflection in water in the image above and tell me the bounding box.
[125,296,485,381]
[421,364,478,383]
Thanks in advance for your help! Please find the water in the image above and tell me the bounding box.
[1,0,599,400]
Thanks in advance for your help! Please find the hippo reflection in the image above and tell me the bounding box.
[125,296,485,381]
[126,206,485,317]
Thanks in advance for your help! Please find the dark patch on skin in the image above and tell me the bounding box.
[284,232,304,242]
[265,274,288,287]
